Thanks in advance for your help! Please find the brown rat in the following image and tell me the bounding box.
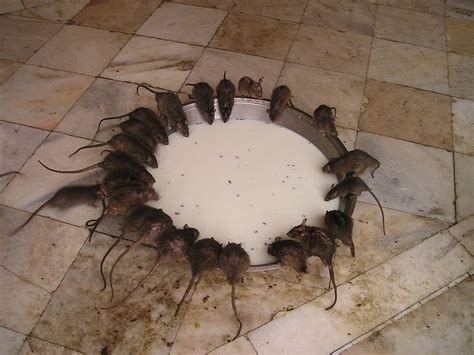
[106,186,158,216]
[324,210,355,257]
[186,82,215,125]
[325,176,386,236]
[322,149,380,179]
[216,71,236,123]
[100,169,154,197]
[238,76,263,99]
[267,238,308,273]
[175,238,222,316]
[219,243,250,340]
[313,105,338,137]
[269,85,292,121]
[119,119,158,152]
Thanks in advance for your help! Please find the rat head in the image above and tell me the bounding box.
[322,160,334,174]
[177,121,189,137]
[325,210,347,226]
[182,224,200,244]
[251,77,264,99]
[314,105,335,121]
[325,186,339,201]
[144,188,159,201]
[204,105,215,125]
[287,218,312,239]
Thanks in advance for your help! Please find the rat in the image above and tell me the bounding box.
[100,169,154,197]
[219,243,251,340]
[186,82,215,125]
[322,149,380,179]
[175,238,222,316]
[68,133,158,169]
[313,105,338,137]
[216,71,236,123]
[324,210,355,257]
[238,76,263,99]
[106,186,158,216]
[119,119,158,152]
[325,176,386,236]
[269,85,292,121]
[267,238,308,273]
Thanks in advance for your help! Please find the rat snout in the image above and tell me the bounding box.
[322,163,332,174]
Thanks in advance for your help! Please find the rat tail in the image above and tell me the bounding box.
[325,265,337,310]
[96,113,129,133]
[223,71,227,80]
[86,197,106,243]
[371,161,381,178]
[69,142,107,158]
[175,274,198,317]
[231,283,243,341]
[38,160,100,174]
[0,171,20,178]
[367,189,386,236]
[10,197,53,236]
[99,230,125,292]
[136,84,160,96]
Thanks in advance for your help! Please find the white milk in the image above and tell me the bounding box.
[148,120,338,266]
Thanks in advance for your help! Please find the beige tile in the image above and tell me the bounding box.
[452,98,474,155]
[249,231,473,353]
[446,0,474,22]
[210,12,298,60]
[0,15,62,62]
[450,216,474,255]
[182,48,283,99]
[359,80,453,150]
[375,6,446,50]
[447,17,474,56]
[168,0,234,10]
[137,2,226,46]
[28,25,129,76]
[24,0,55,7]
[278,62,365,129]
[344,279,473,355]
[56,78,156,142]
[11,0,89,22]
[449,53,474,100]
[0,122,48,191]
[0,65,93,130]
[232,0,307,22]
[288,25,371,76]
[0,0,23,14]
[369,38,449,94]
[19,337,82,355]
[338,128,357,151]
[378,0,444,16]
[0,267,51,334]
[0,59,22,84]
[455,153,474,220]
[302,0,376,36]
[0,327,26,354]
[356,132,455,222]
[208,337,257,355]
[72,0,162,33]
[101,36,204,91]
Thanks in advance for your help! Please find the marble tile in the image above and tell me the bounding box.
[210,12,298,60]
[56,78,156,142]
[0,327,26,354]
[369,38,449,94]
[72,0,162,33]
[248,231,473,353]
[0,0,23,14]
[0,65,93,130]
[288,25,371,77]
[0,15,62,62]
[11,0,89,22]
[19,337,82,355]
[452,98,474,155]
[208,337,257,355]
[137,2,226,46]
[232,0,307,22]
[378,0,444,16]
[344,278,473,355]
[28,25,129,76]
[168,0,234,10]
[454,153,474,220]
[0,206,88,292]
[449,53,474,100]
[302,0,376,36]
[182,48,283,99]
[356,132,455,222]
[32,233,191,354]
[0,267,51,334]
[359,80,453,150]
[447,17,474,56]
[101,36,203,92]
[0,122,48,191]
[449,216,474,255]
[278,62,365,129]
[446,0,474,22]
[375,6,446,50]
[0,132,105,227]
[0,59,22,84]
[338,128,357,151]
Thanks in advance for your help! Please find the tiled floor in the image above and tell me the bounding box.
[0,0,473,354]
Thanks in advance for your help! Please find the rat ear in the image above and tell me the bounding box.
[258,76,264,84]
[301,218,307,226]
[275,237,282,242]
[183,224,188,229]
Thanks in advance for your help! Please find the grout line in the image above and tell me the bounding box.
[19,334,85,354]
[0,265,51,294]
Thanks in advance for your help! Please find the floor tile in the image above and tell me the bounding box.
[378,0,444,16]
[302,0,376,36]
[210,12,298,60]
[359,80,453,150]
[24,0,54,7]
[0,205,88,292]
[0,327,26,355]
[375,6,446,50]
[449,216,474,255]
[137,2,226,46]
[32,233,190,354]
[232,0,308,22]
[0,65,93,131]
[288,25,371,77]
[11,0,89,22]
[0,0,23,14]
[0,267,51,334]
[454,152,474,220]
[0,132,105,227]
[27,25,130,76]
[0,15,62,62]
[19,337,82,355]
[447,17,474,56]
[0,59,22,84]
[338,128,357,151]
[449,53,474,100]
[168,0,234,10]
[208,337,257,355]
[278,62,365,129]
[0,122,48,191]
[452,98,474,155]
[72,0,162,33]
[56,78,156,142]
[446,0,474,22]
[101,36,204,91]
[356,132,455,222]
[248,231,473,353]
[182,48,283,99]
[369,38,449,94]
[344,278,473,355]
